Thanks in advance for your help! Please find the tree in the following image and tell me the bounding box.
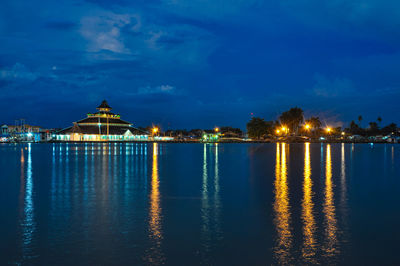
[381,123,397,136]
[368,122,379,136]
[377,116,382,126]
[220,126,243,137]
[279,107,304,135]
[246,117,273,139]
[305,116,322,130]
[358,115,363,127]
[347,120,364,135]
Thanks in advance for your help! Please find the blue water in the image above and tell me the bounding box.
[0,143,399,265]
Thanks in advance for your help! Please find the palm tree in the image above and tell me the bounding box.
[279,107,304,135]
[377,116,382,125]
[305,116,322,130]
[358,115,363,127]
[305,116,322,136]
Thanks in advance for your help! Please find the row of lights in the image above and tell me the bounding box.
[276,124,338,135]
[151,127,221,135]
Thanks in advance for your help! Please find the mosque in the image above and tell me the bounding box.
[55,100,149,141]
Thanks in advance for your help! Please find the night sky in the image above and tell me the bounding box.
[1,0,399,130]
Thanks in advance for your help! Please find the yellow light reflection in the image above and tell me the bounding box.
[323,144,338,257]
[150,143,162,240]
[301,143,317,263]
[273,143,292,264]
[148,143,164,264]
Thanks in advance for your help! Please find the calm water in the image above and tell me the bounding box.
[0,143,399,265]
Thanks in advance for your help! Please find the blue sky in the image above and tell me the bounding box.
[1,0,399,129]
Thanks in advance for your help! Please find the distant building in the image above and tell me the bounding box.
[55,100,149,141]
[202,132,221,142]
[1,124,46,142]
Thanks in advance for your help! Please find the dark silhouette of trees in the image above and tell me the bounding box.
[220,127,243,137]
[347,120,364,135]
[358,115,363,127]
[368,122,379,136]
[247,117,274,139]
[279,107,304,134]
[305,116,322,130]
[381,123,398,135]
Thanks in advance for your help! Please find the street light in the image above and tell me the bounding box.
[276,129,280,135]
[326,127,332,134]
[152,127,159,136]
[304,124,310,130]
[215,127,220,133]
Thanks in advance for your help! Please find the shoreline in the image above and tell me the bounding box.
[1,140,398,144]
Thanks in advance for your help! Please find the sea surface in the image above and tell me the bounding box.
[0,143,399,265]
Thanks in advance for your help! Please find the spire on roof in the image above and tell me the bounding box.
[97,100,112,111]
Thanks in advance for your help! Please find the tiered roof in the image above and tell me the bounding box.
[57,100,148,135]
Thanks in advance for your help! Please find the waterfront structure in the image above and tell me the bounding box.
[55,100,149,141]
[202,132,221,142]
[0,123,50,142]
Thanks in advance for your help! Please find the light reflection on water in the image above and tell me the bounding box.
[301,143,317,263]
[273,143,293,264]
[201,144,222,261]
[19,143,36,261]
[323,144,338,258]
[4,143,399,264]
[147,143,164,264]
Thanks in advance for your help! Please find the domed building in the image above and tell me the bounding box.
[55,100,149,141]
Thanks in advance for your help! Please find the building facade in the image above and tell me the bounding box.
[55,100,149,141]
[0,124,49,142]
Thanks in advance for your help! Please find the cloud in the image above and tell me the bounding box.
[0,63,37,81]
[80,12,140,54]
[311,74,355,98]
[137,84,176,95]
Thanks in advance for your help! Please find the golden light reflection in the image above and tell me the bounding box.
[148,143,163,264]
[302,143,317,263]
[323,144,338,257]
[273,143,292,264]
[150,143,162,239]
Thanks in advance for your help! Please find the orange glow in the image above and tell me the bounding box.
[273,143,292,264]
[215,127,220,132]
[305,124,310,130]
[323,144,338,256]
[150,143,162,239]
[302,143,316,262]
[153,127,159,133]
[326,127,332,133]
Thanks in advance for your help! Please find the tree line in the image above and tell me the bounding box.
[246,107,399,139]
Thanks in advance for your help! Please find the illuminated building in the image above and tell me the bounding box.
[202,132,221,142]
[55,100,149,141]
[1,123,50,142]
